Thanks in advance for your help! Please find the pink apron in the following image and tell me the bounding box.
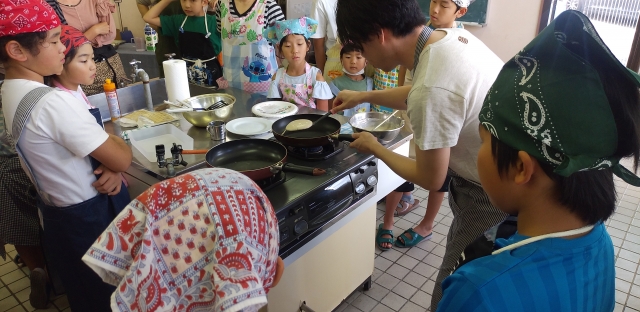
[278,63,315,108]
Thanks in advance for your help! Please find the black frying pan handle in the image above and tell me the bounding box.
[282,163,327,176]
[335,134,356,142]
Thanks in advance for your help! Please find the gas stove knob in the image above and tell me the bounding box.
[368,161,377,167]
[290,206,304,215]
[294,220,309,235]
[366,175,378,186]
[355,182,366,194]
[355,168,365,174]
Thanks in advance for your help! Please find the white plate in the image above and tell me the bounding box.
[225,117,273,136]
[252,101,298,118]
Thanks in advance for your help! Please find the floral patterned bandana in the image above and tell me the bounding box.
[0,0,61,37]
[263,17,318,45]
[60,25,90,57]
[82,168,280,312]
[479,10,640,186]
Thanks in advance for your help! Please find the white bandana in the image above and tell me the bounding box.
[453,0,474,7]
[343,67,365,75]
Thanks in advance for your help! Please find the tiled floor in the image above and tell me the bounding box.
[333,173,640,312]
[3,175,640,312]
[0,246,69,312]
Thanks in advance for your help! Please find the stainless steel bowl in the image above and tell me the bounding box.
[349,112,404,144]
[181,93,236,127]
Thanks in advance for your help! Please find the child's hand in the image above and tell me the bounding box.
[331,90,364,114]
[92,164,123,195]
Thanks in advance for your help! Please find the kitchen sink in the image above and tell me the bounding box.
[87,79,169,121]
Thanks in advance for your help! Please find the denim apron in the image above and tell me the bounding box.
[10,87,130,312]
[178,15,223,88]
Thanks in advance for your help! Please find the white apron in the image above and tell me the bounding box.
[220,0,278,94]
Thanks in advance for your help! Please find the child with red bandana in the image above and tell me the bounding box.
[0,0,132,310]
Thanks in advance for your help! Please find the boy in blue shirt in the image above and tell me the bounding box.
[437,10,640,311]
[144,0,223,87]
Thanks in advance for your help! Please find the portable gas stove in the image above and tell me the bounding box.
[153,138,377,259]
[261,140,378,258]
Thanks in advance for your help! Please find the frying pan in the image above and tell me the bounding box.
[182,139,325,181]
[272,114,355,147]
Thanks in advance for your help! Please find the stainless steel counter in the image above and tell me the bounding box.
[100,82,413,196]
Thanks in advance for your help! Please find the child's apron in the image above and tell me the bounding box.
[178,15,223,88]
[220,0,278,94]
[278,63,315,108]
[8,87,129,311]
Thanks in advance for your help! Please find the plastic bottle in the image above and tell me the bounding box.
[144,23,157,51]
[103,79,121,121]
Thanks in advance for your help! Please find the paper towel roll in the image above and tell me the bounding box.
[163,60,190,104]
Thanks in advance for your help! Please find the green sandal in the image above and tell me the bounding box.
[394,228,432,248]
[376,224,394,251]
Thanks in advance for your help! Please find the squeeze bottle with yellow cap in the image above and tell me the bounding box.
[103,79,121,121]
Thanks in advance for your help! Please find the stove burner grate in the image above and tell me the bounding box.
[256,171,286,192]
[287,142,344,160]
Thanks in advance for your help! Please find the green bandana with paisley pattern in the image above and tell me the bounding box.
[479,10,640,186]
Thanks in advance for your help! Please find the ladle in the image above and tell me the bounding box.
[371,110,399,131]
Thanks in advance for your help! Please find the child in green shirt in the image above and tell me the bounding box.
[144,0,223,87]
[328,44,373,117]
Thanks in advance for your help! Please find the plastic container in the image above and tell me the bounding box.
[129,124,194,162]
[120,27,133,44]
[103,79,121,121]
[133,37,145,51]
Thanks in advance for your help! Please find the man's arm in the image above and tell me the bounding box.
[313,38,326,73]
[331,86,411,113]
[310,0,327,72]
[90,134,133,173]
[371,141,450,191]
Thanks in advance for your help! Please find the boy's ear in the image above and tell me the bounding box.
[4,41,29,62]
[456,7,468,18]
[378,28,388,44]
[514,151,534,185]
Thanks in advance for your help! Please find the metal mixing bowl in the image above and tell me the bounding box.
[349,112,405,144]
[181,93,236,127]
